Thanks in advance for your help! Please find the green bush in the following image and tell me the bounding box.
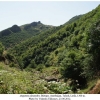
[0,42,4,56]
[36,64,44,71]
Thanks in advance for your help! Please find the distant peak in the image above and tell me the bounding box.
[30,21,42,26]
[10,24,21,33]
[24,21,42,30]
[37,21,41,23]
[11,24,19,28]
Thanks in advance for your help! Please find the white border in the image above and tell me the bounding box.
[0,0,100,1]
[0,94,100,100]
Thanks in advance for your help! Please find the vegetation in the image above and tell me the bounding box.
[0,5,100,94]
[0,63,73,94]
[0,21,54,49]
[0,42,4,56]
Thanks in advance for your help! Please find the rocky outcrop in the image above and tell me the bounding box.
[24,21,42,30]
[45,76,59,82]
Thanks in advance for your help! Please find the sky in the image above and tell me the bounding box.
[0,1,100,31]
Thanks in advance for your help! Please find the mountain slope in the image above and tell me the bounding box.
[65,14,83,25]
[1,5,100,94]
[8,5,100,92]
[0,21,54,48]
[10,5,100,68]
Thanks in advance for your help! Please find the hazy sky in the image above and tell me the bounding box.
[0,1,100,31]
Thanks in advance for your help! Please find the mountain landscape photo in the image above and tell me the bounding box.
[1,1,100,94]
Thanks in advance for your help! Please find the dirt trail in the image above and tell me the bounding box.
[88,80,100,94]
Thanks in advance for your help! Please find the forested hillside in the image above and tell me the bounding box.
[0,21,53,49]
[0,5,100,94]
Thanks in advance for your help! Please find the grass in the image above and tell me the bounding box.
[79,78,98,94]
[0,62,71,94]
[0,61,99,94]
[0,62,33,93]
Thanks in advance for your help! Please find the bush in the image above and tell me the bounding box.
[28,60,37,68]
[0,42,4,56]
[61,50,87,89]
[36,64,44,71]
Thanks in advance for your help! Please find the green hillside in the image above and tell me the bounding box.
[0,5,100,94]
[0,21,54,49]
[64,14,83,25]
[10,5,100,68]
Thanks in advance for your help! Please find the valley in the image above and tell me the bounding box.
[0,5,100,94]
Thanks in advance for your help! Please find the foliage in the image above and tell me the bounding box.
[0,42,4,56]
[0,5,100,94]
[0,62,72,94]
[0,22,54,49]
[82,20,100,78]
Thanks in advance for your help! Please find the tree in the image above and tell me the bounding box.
[28,59,37,68]
[82,20,100,78]
[0,42,4,56]
[61,50,86,88]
